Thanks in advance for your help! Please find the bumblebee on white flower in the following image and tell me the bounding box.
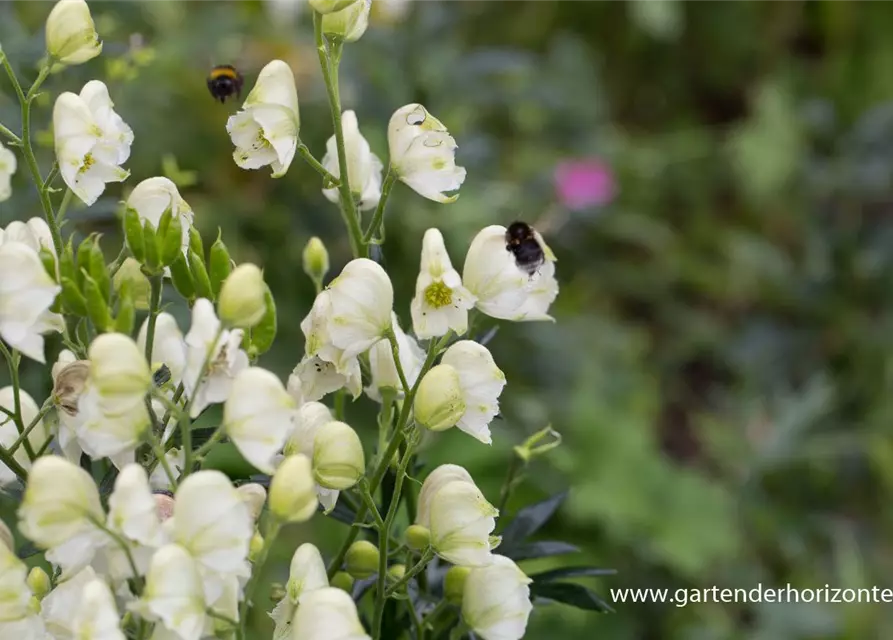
[227,59,300,178]
[53,80,133,206]
[0,141,17,203]
[322,110,383,211]
[411,228,475,339]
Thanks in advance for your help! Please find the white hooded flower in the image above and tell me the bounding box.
[439,340,506,445]
[182,298,249,418]
[71,579,126,640]
[17,457,108,575]
[321,0,371,42]
[131,544,207,640]
[388,104,466,203]
[0,543,44,638]
[0,141,16,202]
[365,313,424,401]
[309,0,358,14]
[418,464,498,567]
[269,542,328,640]
[223,367,296,474]
[40,566,98,638]
[124,177,194,257]
[0,241,63,363]
[138,312,187,386]
[172,471,253,603]
[290,587,371,640]
[0,387,51,485]
[53,81,133,206]
[52,350,88,463]
[45,0,102,65]
[227,59,299,178]
[321,110,383,210]
[284,401,339,512]
[268,453,318,523]
[462,555,533,640]
[411,228,475,339]
[463,225,559,322]
[218,263,267,329]
[296,291,362,402]
[0,218,54,254]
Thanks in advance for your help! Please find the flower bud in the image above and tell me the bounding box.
[268,454,318,523]
[0,519,13,551]
[112,258,151,310]
[52,359,89,416]
[249,531,265,562]
[218,263,266,329]
[405,524,431,551]
[45,0,102,65]
[462,556,533,640]
[322,0,371,42]
[27,567,51,599]
[247,284,277,357]
[345,540,379,579]
[312,421,365,490]
[236,483,267,521]
[445,565,471,605]
[309,0,358,14]
[302,236,330,285]
[208,234,233,298]
[153,492,175,521]
[331,571,354,593]
[414,364,465,432]
[387,564,405,583]
[188,249,214,300]
[169,254,195,302]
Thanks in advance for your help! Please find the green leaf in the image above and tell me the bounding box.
[530,582,614,613]
[500,491,567,545]
[503,540,579,561]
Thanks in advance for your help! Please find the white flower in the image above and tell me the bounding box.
[223,367,296,474]
[53,81,133,206]
[182,298,249,418]
[138,312,187,387]
[131,544,207,640]
[462,555,533,640]
[269,542,328,640]
[218,263,267,329]
[411,228,475,338]
[311,421,365,491]
[418,464,498,567]
[388,104,466,203]
[284,401,338,512]
[309,0,358,14]
[0,142,17,202]
[0,387,50,485]
[171,471,253,603]
[413,364,465,433]
[291,354,362,403]
[124,177,194,257]
[17,457,108,575]
[71,579,126,640]
[321,0,371,42]
[226,59,299,178]
[462,225,559,321]
[45,0,102,65]
[366,313,423,401]
[40,566,98,638]
[0,543,44,638]
[52,351,88,463]
[290,587,371,640]
[321,110,382,210]
[440,340,506,444]
[0,242,63,363]
[236,483,267,522]
[268,453,318,523]
[0,218,54,253]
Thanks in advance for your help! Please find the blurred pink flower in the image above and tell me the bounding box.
[554,159,615,210]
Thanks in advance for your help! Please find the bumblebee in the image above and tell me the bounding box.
[207,65,243,103]
[505,221,545,276]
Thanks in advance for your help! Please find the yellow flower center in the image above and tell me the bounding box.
[424,281,453,309]
[80,153,95,173]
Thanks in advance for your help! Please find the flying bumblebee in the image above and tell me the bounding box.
[207,64,244,103]
[505,221,545,276]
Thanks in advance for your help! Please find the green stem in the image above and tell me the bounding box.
[363,168,397,246]
[238,520,282,640]
[108,247,129,277]
[56,187,73,222]
[313,11,364,257]
[144,274,163,364]
[7,402,52,455]
[0,122,20,145]
[407,592,423,640]
[147,431,177,489]
[0,444,27,482]
[193,426,225,459]
[385,328,411,396]
[359,480,385,530]
[334,389,345,421]
[385,547,434,597]
[0,344,35,461]
[497,455,523,514]
[297,142,340,186]
[421,600,452,639]
[180,328,224,476]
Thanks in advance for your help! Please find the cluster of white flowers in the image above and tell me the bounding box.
[0,1,569,639]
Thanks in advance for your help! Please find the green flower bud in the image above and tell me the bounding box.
[45,0,102,66]
[75,235,93,290]
[169,254,195,301]
[345,540,379,580]
[302,236,330,285]
[405,524,431,551]
[123,207,146,262]
[249,531,265,562]
[414,364,465,432]
[27,566,51,599]
[82,271,112,332]
[142,219,162,273]
[38,246,57,282]
[309,0,358,14]
[160,208,183,267]
[209,233,233,298]
[88,237,110,302]
[188,249,214,300]
[387,564,406,583]
[268,454,318,523]
[322,0,371,43]
[112,258,151,310]
[189,226,204,257]
[114,280,136,335]
[59,238,77,282]
[60,276,87,316]
[444,565,471,605]
[331,571,354,593]
[247,285,277,357]
[312,421,366,490]
[219,263,266,329]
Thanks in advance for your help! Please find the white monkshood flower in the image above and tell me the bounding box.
[417,464,498,567]
[268,453,318,523]
[45,0,102,65]
[309,0,358,14]
[124,177,194,257]
[183,298,249,418]
[290,587,371,640]
[0,141,17,202]
[0,218,54,253]
[321,0,371,42]
[52,350,88,463]
[53,81,133,206]
[40,566,98,638]
[18,457,108,575]
[284,401,339,512]
[413,364,465,433]
[0,543,44,638]
[321,110,383,210]
[218,263,267,329]
[172,471,253,603]
[439,340,506,445]
[0,387,50,485]
[223,366,296,473]
[138,312,187,387]
[388,103,466,203]
[269,542,328,640]
[411,228,475,339]
[131,544,208,640]
[462,555,533,640]
[0,241,63,363]
[462,225,559,322]
[365,313,424,402]
[227,59,299,178]
[71,579,126,640]
[236,483,267,522]
[291,354,362,403]
[76,333,152,464]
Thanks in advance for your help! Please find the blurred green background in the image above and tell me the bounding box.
[5,0,893,638]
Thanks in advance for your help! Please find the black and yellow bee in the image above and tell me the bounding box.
[505,221,545,276]
[206,64,244,103]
